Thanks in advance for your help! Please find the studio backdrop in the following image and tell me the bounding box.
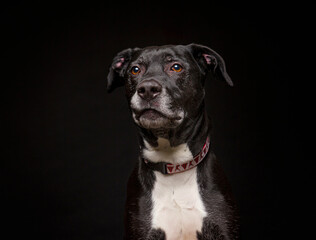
[2,1,306,239]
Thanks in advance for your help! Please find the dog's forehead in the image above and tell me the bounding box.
[134,45,190,62]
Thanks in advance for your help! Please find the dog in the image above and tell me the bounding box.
[107,44,239,240]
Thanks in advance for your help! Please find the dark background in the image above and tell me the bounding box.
[2,1,310,239]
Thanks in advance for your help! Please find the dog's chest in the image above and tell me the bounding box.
[143,138,207,239]
[151,168,207,240]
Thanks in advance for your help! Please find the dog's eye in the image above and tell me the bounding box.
[131,66,141,75]
[171,64,183,72]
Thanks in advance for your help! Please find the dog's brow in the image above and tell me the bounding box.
[165,55,173,62]
[135,56,146,65]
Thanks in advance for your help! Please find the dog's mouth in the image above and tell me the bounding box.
[139,109,165,119]
[132,108,183,129]
[136,109,182,120]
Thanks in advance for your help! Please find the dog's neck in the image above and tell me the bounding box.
[138,103,210,164]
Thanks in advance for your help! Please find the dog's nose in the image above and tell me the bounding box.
[137,80,162,101]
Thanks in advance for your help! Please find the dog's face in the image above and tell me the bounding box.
[107,44,232,130]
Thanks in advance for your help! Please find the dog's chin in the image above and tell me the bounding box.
[133,109,183,129]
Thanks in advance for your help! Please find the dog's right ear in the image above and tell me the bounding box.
[107,48,137,93]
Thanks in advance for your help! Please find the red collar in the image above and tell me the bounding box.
[143,136,210,174]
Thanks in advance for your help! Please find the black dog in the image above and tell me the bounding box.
[107,44,239,240]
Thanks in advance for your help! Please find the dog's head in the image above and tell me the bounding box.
[107,44,232,130]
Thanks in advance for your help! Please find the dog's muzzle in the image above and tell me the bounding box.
[130,81,184,129]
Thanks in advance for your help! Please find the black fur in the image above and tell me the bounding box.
[107,44,239,239]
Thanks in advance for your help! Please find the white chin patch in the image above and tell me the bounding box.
[139,115,171,129]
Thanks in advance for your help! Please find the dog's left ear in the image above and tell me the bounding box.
[188,43,233,87]
[107,48,138,93]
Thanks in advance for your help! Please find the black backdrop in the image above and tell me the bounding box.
[2,1,309,239]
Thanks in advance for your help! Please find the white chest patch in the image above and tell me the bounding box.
[143,139,207,240]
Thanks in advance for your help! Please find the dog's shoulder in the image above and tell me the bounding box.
[197,152,240,239]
